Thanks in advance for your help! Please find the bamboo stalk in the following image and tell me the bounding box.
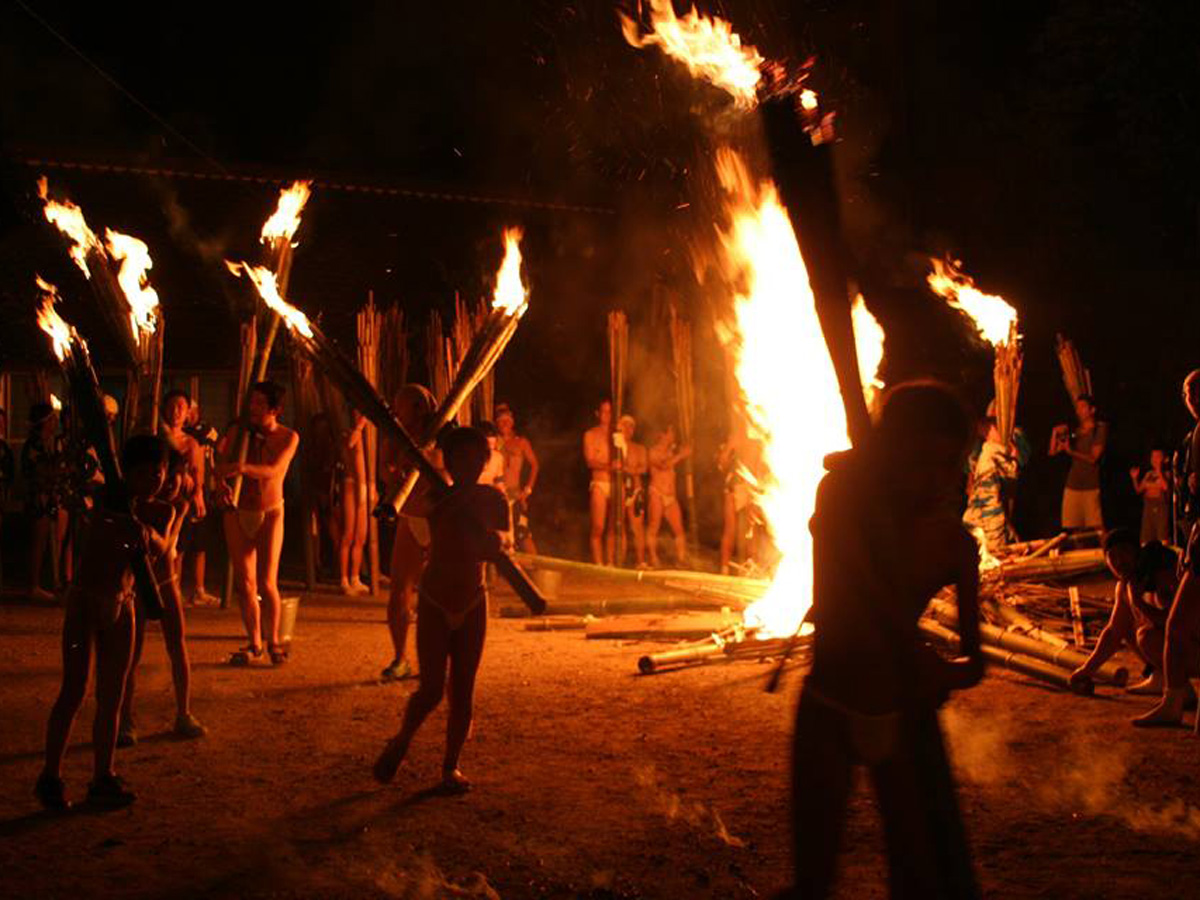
[514,551,769,594]
[357,291,381,596]
[1055,334,1092,402]
[999,548,1106,581]
[608,311,628,564]
[920,619,1093,695]
[669,303,700,559]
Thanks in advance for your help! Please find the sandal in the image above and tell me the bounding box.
[380,659,415,682]
[268,644,289,666]
[229,645,263,666]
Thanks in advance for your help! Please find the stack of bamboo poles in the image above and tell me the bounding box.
[471,300,495,423]
[376,305,409,408]
[669,303,700,557]
[608,310,628,564]
[1055,333,1092,402]
[356,293,382,596]
[425,310,453,407]
[993,320,1022,448]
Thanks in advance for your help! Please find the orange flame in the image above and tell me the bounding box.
[35,277,74,362]
[714,149,884,637]
[261,181,312,244]
[49,393,63,412]
[491,228,529,317]
[226,261,314,338]
[621,0,763,107]
[37,177,102,277]
[852,294,885,410]
[105,229,160,340]
[927,258,1017,346]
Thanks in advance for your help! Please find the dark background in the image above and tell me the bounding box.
[0,0,1196,556]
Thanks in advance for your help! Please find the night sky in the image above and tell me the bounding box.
[0,0,1196,541]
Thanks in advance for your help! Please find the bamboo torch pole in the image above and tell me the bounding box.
[358,291,382,596]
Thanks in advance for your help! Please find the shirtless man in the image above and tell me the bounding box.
[214,381,299,666]
[583,400,616,565]
[381,384,437,682]
[647,424,691,568]
[160,391,209,598]
[615,414,648,568]
[337,410,369,595]
[496,403,539,554]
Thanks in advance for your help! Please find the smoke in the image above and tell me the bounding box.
[941,705,1200,840]
[633,764,747,848]
[156,181,229,265]
[372,853,500,899]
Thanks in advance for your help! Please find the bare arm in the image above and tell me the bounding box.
[1072,583,1135,683]
[951,531,985,686]
[522,439,539,494]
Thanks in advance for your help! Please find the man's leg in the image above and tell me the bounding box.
[374,605,450,782]
[646,493,663,567]
[350,484,368,589]
[93,605,136,781]
[791,692,853,900]
[256,509,286,651]
[43,600,92,780]
[444,605,487,779]
[1085,489,1104,530]
[589,486,608,566]
[666,500,687,565]
[30,516,52,599]
[338,481,355,589]
[1135,573,1200,725]
[158,578,194,720]
[628,510,647,567]
[224,513,261,651]
[118,611,148,740]
[387,523,423,670]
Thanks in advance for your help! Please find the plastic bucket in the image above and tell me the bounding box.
[277,595,301,644]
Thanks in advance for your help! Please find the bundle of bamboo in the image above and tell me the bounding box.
[668,303,700,556]
[608,310,629,562]
[994,319,1022,448]
[1055,333,1092,402]
[357,293,382,594]
[376,305,409,408]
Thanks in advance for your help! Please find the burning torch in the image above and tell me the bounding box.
[226,265,547,615]
[36,279,164,620]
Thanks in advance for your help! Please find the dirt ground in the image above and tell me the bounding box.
[2,574,1199,900]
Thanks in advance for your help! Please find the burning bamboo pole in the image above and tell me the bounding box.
[471,300,495,423]
[378,229,530,518]
[357,292,382,596]
[638,631,802,674]
[608,310,629,564]
[36,279,163,620]
[1055,334,1092,403]
[235,266,546,615]
[668,303,700,558]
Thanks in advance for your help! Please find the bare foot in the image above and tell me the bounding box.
[439,769,472,795]
[1126,675,1164,696]
[1132,690,1187,728]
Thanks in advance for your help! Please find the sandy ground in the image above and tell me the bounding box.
[2,575,1200,900]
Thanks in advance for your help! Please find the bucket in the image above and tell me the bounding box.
[277,595,301,644]
[532,569,562,601]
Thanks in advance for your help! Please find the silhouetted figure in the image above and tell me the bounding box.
[791,382,984,900]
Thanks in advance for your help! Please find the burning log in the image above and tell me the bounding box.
[235,269,546,615]
[378,229,529,518]
[759,91,870,447]
[637,631,801,674]
[36,280,163,620]
[928,599,1127,686]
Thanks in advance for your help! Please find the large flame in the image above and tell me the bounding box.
[105,229,160,340]
[261,181,312,244]
[620,0,763,107]
[35,277,74,362]
[226,261,314,338]
[37,177,102,277]
[927,258,1017,346]
[714,149,882,637]
[491,228,529,317]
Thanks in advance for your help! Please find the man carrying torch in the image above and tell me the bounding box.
[213,381,298,666]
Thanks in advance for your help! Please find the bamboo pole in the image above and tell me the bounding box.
[998,548,1106,581]
[608,311,628,565]
[669,303,700,559]
[1055,334,1092,403]
[920,619,1093,695]
[357,291,381,596]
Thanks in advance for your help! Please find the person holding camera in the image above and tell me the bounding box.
[1051,394,1107,531]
